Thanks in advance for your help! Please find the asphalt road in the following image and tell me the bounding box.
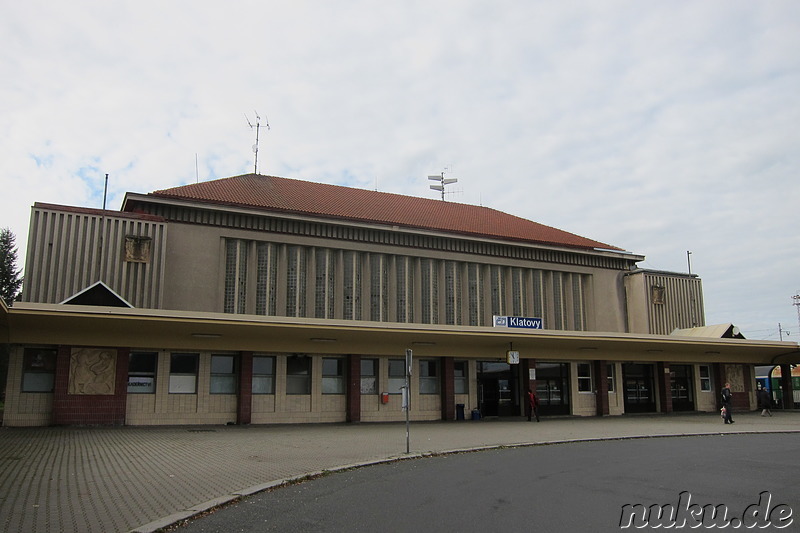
[174,433,799,532]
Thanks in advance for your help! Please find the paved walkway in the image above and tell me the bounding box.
[0,411,798,533]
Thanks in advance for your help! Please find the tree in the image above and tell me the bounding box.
[0,227,23,305]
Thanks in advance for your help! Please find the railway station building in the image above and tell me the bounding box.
[2,173,798,426]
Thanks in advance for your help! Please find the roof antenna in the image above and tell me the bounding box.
[245,111,269,174]
[427,167,458,201]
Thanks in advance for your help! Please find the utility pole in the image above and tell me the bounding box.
[793,293,800,337]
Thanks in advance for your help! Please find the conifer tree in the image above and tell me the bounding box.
[0,227,23,304]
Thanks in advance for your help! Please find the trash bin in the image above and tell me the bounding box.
[456,403,465,420]
[471,409,481,421]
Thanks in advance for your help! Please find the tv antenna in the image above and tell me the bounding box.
[245,111,269,174]
[427,168,458,201]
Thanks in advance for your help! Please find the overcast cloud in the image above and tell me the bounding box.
[2,1,798,340]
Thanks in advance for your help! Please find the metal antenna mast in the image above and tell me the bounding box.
[246,111,269,174]
[428,168,458,201]
[792,292,800,337]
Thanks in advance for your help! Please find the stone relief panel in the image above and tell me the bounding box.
[68,348,117,395]
[724,364,745,393]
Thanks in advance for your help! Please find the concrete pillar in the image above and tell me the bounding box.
[594,360,609,416]
[237,351,253,425]
[780,364,794,409]
[347,354,361,422]
[441,356,455,420]
[657,362,673,414]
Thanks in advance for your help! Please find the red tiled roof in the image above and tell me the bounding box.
[147,174,622,251]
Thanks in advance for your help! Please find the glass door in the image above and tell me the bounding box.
[622,363,656,413]
[670,365,695,411]
[535,362,570,416]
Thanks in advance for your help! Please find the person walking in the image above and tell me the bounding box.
[758,386,773,417]
[721,382,734,424]
[527,388,540,422]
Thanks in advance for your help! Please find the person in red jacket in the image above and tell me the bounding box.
[527,388,540,422]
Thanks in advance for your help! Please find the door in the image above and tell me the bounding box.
[623,363,656,413]
[535,362,570,416]
[477,362,518,417]
[670,365,695,411]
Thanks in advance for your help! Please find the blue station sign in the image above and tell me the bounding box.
[493,315,543,329]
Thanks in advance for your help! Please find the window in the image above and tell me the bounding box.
[396,257,413,323]
[128,352,157,393]
[256,243,278,316]
[369,254,388,321]
[224,239,248,314]
[444,261,462,325]
[454,361,468,394]
[607,363,615,393]
[388,359,405,394]
[343,251,362,321]
[252,355,275,394]
[169,353,198,394]
[286,355,311,394]
[210,354,237,394]
[315,249,336,319]
[419,359,439,394]
[577,363,593,393]
[360,359,377,395]
[322,358,345,394]
[21,348,57,392]
[699,365,712,392]
[468,263,483,326]
[286,246,307,317]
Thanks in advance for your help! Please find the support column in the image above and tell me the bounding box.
[713,363,724,409]
[780,364,794,409]
[347,354,361,423]
[594,360,609,416]
[441,356,455,420]
[522,358,537,417]
[657,362,673,414]
[237,351,253,425]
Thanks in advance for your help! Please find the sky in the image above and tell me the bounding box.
[1,1,798,340]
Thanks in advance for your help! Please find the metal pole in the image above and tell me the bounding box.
[405,348,412,454]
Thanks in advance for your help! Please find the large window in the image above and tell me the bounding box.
[360,358,377,395]
[286,246,307,317]
[322,358,345,394]
[419,359,440,394]
[224,239,248,314]
[343,251,362,320]
[577,363,593,393]
[454,360,468,394]
[252,355,275,394]
[210,354,237,394]
[388,359,405,394]
[21,348,57,393]
[396,257,413,323]
[169,353,198,394]
[286,355,311,394]
[256,243,278,316]
[369,254,388,321]
[128,352,157,394]
[315,249,336,319]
